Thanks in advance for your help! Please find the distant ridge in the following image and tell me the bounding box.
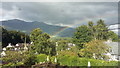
[1,19,119,37]
[1,19,75,37]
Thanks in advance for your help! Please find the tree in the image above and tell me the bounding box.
[95,19,109,40]
[87,19,119,41]
[2,27,30,47]
[88,21,94,29]
[108,31,120,42]
[56,40,70,51]
[30,28,56,56]
[88,21,97,39]
[2,51,26,66]
[80,40,110,59]
[73,25,93,49]
[2,27,9,47]
[23,53,37,66]
[2,51,36,66]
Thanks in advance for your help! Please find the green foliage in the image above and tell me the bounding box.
[108,31,120,42]
[36,54,47,63]
[80,40,110,59]
[23,54,37,66]
[2,51,36,67]
[57,40,69,51]
[30,28,56,56]
[2,27,30,47]
[71,19,119,59]
[2,51,26,66]
[73,25,93,49]
[58,50,78,57]
[54,55,118,66]
[88,19,119,41]
[95,19,109,40]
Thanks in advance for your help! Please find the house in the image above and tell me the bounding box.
[2,43,32,52]
[105,39,120,61]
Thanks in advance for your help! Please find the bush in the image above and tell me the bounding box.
[23,54,37,66]
[36,54,47,63]
[54,55,119,66]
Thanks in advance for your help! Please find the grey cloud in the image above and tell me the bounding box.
[1,2,118,27]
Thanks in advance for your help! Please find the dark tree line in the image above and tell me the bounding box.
[1,26,30,47]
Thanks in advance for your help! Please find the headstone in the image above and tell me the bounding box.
[73,44,76,46]
[88,61,90,68]
[1,51,6,56]
[31,42,33,44]
[67,48,70,50]
[47,56,49,61]
[54,57,57,63]
[56,42,58,46]
[14,48,17,51]
[16,44,19,46]
[93,53,96,59]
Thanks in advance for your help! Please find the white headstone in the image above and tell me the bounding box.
[73,44,76,46]
[56,42,58,46]
[88,61,91,68]
[68,43,72,46]
[16,44,19,46]
[55,57,57,63]
[47,56,49,61]
[14,48,17,50]
[67,48,70,50]
[30,42,33,44]
[93,53,96,59]
[57,53,58,55]
[1,51,6,56]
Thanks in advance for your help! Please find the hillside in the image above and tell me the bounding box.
[1,19,75,37]
[1,19,119,37]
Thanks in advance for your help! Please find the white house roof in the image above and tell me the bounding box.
[105,41,120,55]
[7,43,14,48]
[3,48,6,51]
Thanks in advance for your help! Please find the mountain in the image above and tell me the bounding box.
[1,19,119,37]
[1,19,75,37]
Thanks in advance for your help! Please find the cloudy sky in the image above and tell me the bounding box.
[0,2,118,27]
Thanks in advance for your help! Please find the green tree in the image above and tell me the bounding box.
[88,21,94,29]
[73,25,93,49]
[57,40,69,51]
[80,40,110,59]
[2,27,30,47]
[108,31,120,42]
[30,28,56,56]
[88,21,97,39]
[95,19,109,40]
[87,19,119,41]
[2,51,36,66]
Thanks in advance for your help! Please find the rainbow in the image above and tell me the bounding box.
[51,26,70,37]
[51,13,117,38]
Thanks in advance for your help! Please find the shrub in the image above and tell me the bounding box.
[53,55,119,66]
[36,54,47,63]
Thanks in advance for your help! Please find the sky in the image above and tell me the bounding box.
[1,0,119,2]
[0,2,119,28]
